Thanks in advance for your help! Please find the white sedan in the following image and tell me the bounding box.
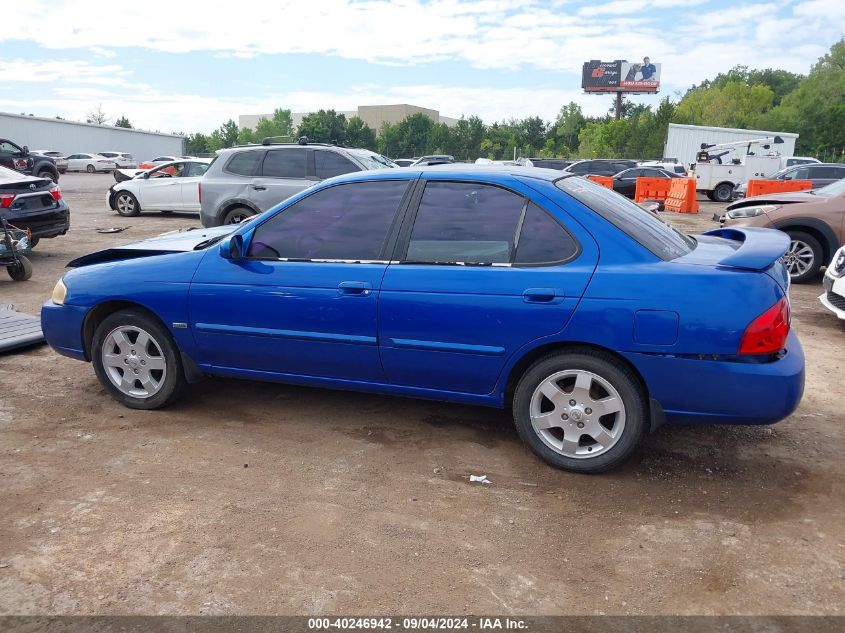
[66,153,117,172]
[107,159,211,216]
[820,246,845,320]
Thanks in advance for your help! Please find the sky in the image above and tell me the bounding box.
[0,0,842,134]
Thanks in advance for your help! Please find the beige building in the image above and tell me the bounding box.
[239,103,458,132]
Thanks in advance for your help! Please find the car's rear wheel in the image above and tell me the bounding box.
[712,182,734,202]
[222,206,255,225]
[7,256,32,281]
[28,237,39,248]
[86,164,96,173]
[115,191,140,217]
[512,350,646,473]
[92,309,185,409]
[784,230,822,283]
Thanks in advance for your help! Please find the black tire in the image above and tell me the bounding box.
[222,206,255,225]
[705,191,716,202]
[36,169,58,183]
[86,164,96,173]
[512,350,647,473]
[7,255,33,281]
[784,230,823,283]
[91,309,186,410]
[114,191,140,217]
[712,182,734,203]
[28,237,40,248]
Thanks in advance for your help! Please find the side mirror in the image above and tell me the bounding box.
[142,172,150,179]
[22,146,29,155]
[219,234,244,261]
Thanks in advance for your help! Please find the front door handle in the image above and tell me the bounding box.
[252,185,267,191]
[338,281,372,296]
[523,288,565,304]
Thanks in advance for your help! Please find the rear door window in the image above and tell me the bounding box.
[514,203,579,265]
[406,182,525,264]
[315,150,359,179]
[225,151,262,176]
[262,149,307,178]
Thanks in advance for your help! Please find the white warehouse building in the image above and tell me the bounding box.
[0,112,184,162]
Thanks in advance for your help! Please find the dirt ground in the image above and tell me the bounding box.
[0,173,843,616]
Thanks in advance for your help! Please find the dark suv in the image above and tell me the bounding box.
[564,159,637,177]
[0,139,60,183]
[200,141,397,227]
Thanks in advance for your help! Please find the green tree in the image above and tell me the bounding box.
[114,116,133,129]
[346,116,377,150]
[763,38,845,158]
[297,109,349,144]
[255,108,294,141]
[185,132,210,155]
[551,102,586,156]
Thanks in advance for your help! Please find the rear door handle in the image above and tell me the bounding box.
[252,185,267,191]
[338,281,372,296]
[523,288,565,304]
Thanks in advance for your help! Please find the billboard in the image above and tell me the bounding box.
[582,58,661,93]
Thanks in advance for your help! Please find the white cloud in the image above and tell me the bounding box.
[0,0,837,75]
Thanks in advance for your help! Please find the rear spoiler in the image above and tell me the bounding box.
[703,227,789,271]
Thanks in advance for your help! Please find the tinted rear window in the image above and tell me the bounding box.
[262,149,307,178]
[556,176,695,260]
[225,151,262,176]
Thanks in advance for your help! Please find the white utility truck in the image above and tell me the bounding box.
[692,136,786,202]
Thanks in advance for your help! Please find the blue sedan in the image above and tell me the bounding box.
[42,167,805,473]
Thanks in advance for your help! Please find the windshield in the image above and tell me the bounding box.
[556,176,696,260]
[815,178,845,197]
[347,149,397,170]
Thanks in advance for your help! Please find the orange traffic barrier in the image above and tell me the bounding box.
[587,175,613,189]
[664,178,699,214]
[634,177,672,202]
[746,179,812,198]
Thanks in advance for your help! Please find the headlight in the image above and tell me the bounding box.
[726,205,778,219]
[831,248,845,278]
[51,277,67,305]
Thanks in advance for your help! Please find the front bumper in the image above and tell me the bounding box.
[819,274,845,320]
[623,330,805,426]
[41,301,89,361]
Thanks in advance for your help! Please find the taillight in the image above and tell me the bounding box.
[739,297,790,355]
[49,185,62,201]
[0,193,15,208]
[198,182,202,204]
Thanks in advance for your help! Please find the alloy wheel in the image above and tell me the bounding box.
[101,326,167,398]
[529,369,626,459]
[784,239,814,277]
[116,194,135,214]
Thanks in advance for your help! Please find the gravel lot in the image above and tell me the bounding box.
[0,173,843,615]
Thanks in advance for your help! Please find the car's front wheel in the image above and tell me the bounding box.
[784,230,822,283]
[512,350,647,473]
[37,170,57,183]
[92,309,186,409]
[114,191,140,216]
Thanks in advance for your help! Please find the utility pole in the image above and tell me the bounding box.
[615,92,623,120]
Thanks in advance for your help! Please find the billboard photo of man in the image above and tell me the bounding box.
[640,56,656,80]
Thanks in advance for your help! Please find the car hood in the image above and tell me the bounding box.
[68,225,237,267]
[727,190,819,210]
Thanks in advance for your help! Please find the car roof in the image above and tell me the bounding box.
[325,164,571,185]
